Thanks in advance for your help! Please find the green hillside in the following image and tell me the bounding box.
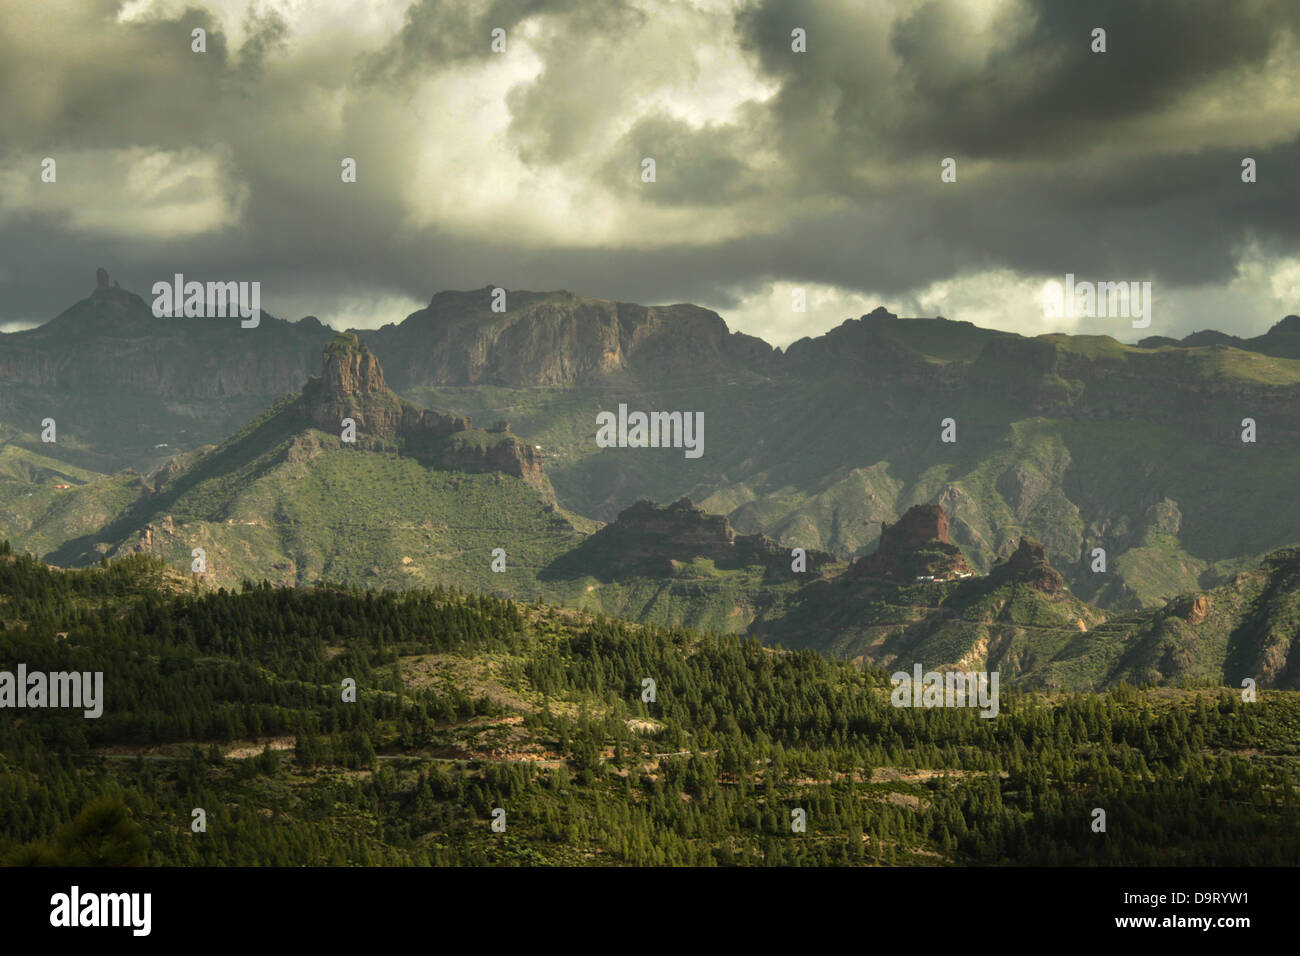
[755,569,1109,686]
[25,396,585,597]
[9,283,1300,619]
[408,345,1300,616]
[1,549,1296,867]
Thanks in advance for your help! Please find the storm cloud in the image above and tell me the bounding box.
[1,0,1297,344]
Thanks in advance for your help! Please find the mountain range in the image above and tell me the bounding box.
[3,269,1300,690]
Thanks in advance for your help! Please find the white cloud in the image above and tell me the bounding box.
[712,250,1300,349]
[267,288,426,332]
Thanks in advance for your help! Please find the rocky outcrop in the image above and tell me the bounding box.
[130,515,176,554]
[296,332,548,492]
[299,332,468,443]
[363,289,779,389]
[850,504,971,580]
[1170,593,1211,625]
[544,497,836,580]
[989,537,1066,596]
[321,332,387,397]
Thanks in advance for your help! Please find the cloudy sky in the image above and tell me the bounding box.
[2,0,1299,344]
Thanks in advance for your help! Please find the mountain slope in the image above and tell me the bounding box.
[3,549,1296,866]
[8,274,1300,613]
[750,502,1300,692]
[32,334,585,595]
[0,269,334,474]
[538,496,841,631]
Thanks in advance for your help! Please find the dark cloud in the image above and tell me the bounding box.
[738,0,1300,163]
[597,113,758,206]
[237,6,290,80]
[0,0,1297,340]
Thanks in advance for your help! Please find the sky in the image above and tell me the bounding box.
[1,0,1298,346]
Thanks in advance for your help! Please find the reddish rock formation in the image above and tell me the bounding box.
[1170,593,1212,625]
[850,503,970,580]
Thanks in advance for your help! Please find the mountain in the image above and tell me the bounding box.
[544,496,838,580]
[536,496,840,632]
[749,502,1300,692]
[7,273,1300,614]
[1090,546,1300,690]
[384,304,1300,613]
[299,332,546,491]
[987,536,1067,596]
[0,269,333,473]
[847,503,971,581]
[1137,314,1300,360]
[30,333,587,595]
[753,504,1109,683]
[362,287,779,389]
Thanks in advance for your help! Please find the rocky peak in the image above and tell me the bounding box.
[1169,593,1212,625]
[87,267,134,306]
[990,536,1066,596]
[851,503,970,580]
[320,332,388,399]
[296,334,549,492]
[863,306,899,322]
[1266,314,1300,335]
[301,332,460,440]
[885,503,950,549]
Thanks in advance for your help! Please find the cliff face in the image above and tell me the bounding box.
[297,332,548,492]
[0,270,330,397]
[434,432,547,490]
[322,335,388,397]
[364,289,779,389]
[851,503,971,580]
[299,332,468,443]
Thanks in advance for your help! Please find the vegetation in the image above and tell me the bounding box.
[1,548,1296,866]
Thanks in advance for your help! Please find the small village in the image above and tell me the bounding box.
[914,571,975,583]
